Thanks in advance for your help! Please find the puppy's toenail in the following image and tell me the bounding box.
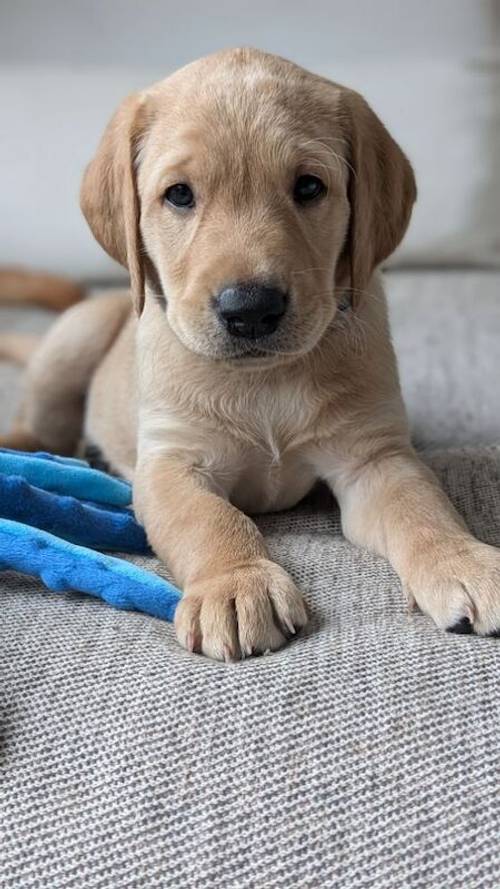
[283,617,296,635]
[447,616,474,635]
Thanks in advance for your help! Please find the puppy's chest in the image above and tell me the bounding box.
[145,375,323,512]
[219,386,319,511]
[212,375,321,452]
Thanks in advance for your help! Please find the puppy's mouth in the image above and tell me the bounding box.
[221,338,286,361]
[216,305,326,364]
[213,324,317,366]
[222,349,292,369]
[181,329,305,368]
[163,292,339,367]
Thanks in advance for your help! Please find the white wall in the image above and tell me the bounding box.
[1,0,494,68]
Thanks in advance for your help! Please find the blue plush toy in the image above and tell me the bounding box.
[0,449,181,621]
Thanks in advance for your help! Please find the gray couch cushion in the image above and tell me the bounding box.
[389,269,500,449]
[1,271,499,887]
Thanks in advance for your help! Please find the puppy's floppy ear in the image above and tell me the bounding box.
[338,89,416,307]
[80,93,150,315]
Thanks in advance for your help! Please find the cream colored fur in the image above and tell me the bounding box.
[3,49,499,659]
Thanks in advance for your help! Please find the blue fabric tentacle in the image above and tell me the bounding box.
[0,519,180,621]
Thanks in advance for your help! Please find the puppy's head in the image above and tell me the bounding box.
[81,48,415,365]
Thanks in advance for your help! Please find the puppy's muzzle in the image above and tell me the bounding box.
[215,282,288,339]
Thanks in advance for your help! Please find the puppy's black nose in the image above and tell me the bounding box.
[215,282,287,339]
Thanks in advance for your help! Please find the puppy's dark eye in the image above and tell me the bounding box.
[164,183,195,209]
[293,175,326,204]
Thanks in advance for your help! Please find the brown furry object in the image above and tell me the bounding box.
[0,266,83,311]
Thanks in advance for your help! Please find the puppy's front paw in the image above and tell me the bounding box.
[174,559,307,661]
[406,540,500,637]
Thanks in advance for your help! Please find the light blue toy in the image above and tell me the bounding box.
[0,449,181,621]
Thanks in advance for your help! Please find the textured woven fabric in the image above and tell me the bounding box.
[1,272,500,888]
[1,449,499,888]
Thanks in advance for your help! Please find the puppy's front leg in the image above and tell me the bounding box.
[134,454,307,660]
[317,445,500,636]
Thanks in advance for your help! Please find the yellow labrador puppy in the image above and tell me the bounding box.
[4,48,500,659]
